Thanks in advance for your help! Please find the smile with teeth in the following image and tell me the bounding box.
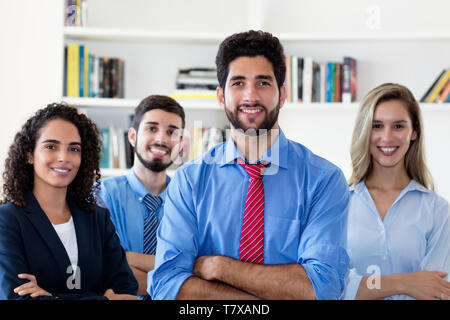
[378,147,398,153]
[53,168,70,173]
[150,147,168,155]
[240,108,263,114]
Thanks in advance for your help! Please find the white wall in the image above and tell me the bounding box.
[0,0,64,185]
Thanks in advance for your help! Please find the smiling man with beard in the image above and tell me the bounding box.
[150,31,350,300]
[97,95,185,299]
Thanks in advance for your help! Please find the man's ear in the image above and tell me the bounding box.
[279,84,287,109]
[128,127,137,148]
[217,86,225,110]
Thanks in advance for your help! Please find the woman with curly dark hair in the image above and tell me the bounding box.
[0,103,138,300]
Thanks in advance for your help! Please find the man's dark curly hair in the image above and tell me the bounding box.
[215,30,286,91]
[1,103,101,212]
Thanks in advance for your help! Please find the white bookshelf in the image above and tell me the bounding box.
[64,26,450,43]
[59,1,450,202]
[101,168,176,178]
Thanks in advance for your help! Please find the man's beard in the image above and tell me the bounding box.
[134,136,173,173]
[224,100,281,136]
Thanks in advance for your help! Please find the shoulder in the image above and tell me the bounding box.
[287,139,346,183]
[99,175,129,191]
[0,202,24,229]
[177,142,226,178]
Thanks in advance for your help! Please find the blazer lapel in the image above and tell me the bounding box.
[24,192,72,276]
[67,198,87,281]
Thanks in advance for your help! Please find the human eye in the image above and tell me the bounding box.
[258,80,271,87]
[372,123,382,129]
[44,144,56,150]
[148,126,157,133]
[70,146,81,152]
[231,81,244,87]
[394,124,404,129]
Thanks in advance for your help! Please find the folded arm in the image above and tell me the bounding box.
[189,255,315,300]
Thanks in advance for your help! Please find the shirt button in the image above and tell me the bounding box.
[382,256,387,260]
[139,197,143,201]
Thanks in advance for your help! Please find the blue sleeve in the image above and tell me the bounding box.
[298,168,350,300]
[420,195,450,280]
[149,168,198,300]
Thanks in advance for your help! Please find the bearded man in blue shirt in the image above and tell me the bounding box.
[149,30,350,300]
[98,95,185,298]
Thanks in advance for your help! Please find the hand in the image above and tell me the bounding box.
[193,256,223,281]
[104,288,140,300]
[400,271,450,300]
[14,274,52,298]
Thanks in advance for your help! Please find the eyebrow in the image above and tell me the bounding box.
[373,120,408,123]
[144,121,180,130]
[41,139,81,146]
[229,75,274,81]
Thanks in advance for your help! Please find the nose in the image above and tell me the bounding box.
[242,84,260,105]
[381,127,394,142]
[154,130,169,146]
[57,149,68,162]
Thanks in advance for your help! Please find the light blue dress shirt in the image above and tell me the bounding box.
[149,129,350,300]
[344,180,450,300]
[97,168,169,253]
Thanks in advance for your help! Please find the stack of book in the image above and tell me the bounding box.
[420,68,450,103]
[188,127,225,161]
[64,43,125,98]
[99,125,134,170]
[170,68,218,100]
[65,0,87,27]
[284,56,357,104]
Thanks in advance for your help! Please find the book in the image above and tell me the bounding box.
[438,78,450,103]
[426,69,450,103]
[285,55,292,102]
[66,44,79,97]
[170,89,217,100]
[302,57,313,104]
[99,128,110,168]
[291,56,298,103]
[420,69,446,102]
[297,57,304,102]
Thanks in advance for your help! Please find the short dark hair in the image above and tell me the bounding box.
[132,95,185,130]
[215,30,286,90]
[1,103,101,211]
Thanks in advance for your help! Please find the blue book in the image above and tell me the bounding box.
[79,45,85,97]
[99,127,110,168]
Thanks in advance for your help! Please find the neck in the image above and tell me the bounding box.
[32,183,69,222]
[366,162,411,191]
[133,160,167,195]
[231,124,279,163]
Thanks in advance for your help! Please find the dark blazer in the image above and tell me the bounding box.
[0,192,138,300]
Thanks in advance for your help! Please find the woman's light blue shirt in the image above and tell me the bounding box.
[344,180,450,300]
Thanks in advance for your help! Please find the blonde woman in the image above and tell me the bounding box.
[344,83,450,300]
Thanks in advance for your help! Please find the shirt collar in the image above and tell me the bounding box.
[351,179,431,195]
[126,167,171,202]
[219,127,288,170]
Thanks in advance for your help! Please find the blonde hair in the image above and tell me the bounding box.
[349,83,434,190]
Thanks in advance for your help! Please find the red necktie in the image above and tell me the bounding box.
[238,159,266,264]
